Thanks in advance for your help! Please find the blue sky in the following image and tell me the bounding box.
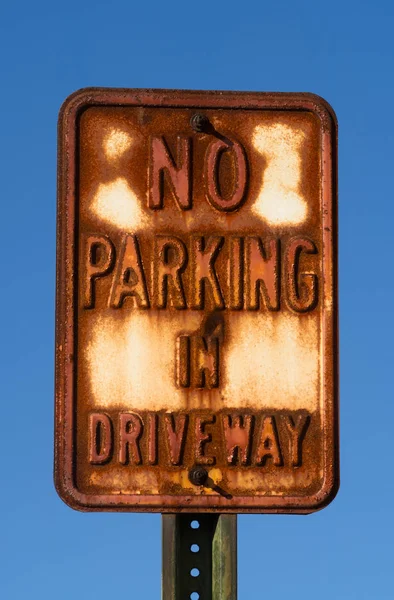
[1,1,393,598]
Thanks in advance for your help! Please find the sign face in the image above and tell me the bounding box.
[55,88,338,513]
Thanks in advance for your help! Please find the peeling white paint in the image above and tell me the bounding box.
[103,128,132,159]
[90,177,147,230]
[86,312,319,412]
[223,313,319,412]
[252,124,307,225]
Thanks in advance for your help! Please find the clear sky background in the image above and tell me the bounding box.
[1,1,393,598]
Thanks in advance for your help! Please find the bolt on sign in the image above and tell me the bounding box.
[55,88,338,513]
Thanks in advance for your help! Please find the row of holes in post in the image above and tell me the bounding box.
[189,519,201,599]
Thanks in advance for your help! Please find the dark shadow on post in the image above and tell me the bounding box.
[162,513,237,600]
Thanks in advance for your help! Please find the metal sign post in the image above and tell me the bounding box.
[55,87,338,597]
[162,514,237,600]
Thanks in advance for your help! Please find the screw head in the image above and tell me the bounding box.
[190,113,210,133]
[188,466,208,486]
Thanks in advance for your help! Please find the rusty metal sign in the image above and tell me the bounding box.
[55,88,338,513]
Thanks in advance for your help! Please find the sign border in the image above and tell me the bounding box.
[55,88,339,513]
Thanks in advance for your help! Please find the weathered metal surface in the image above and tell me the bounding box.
[162,514,237,600]
[55,88,339,513]
[212,514,237,600]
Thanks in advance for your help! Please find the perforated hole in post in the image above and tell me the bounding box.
[190,520,200,529]
[177,515,218,598]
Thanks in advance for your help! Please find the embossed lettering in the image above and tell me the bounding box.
[110,234,149,308]
[165,414,188,465]
[148,413,158,465]
[81,232,320,315]
[283,414,310,467]
[286,238,318,312]
[153,236,187,309]
[245,237,280,310]
[176,335,190,388]
[86,410,312,468]
[89,413,113,464]
[254,416,282,466]
[190,236,224,309]
[223,414,253,465]
[119,413,143,465]
[149,136,191,210]
[83,235,115,309]
[205,138,248,211]
[195,415,215,465]
[193,336,219,388]
[229,237,244,310]
[176,335,219,389]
